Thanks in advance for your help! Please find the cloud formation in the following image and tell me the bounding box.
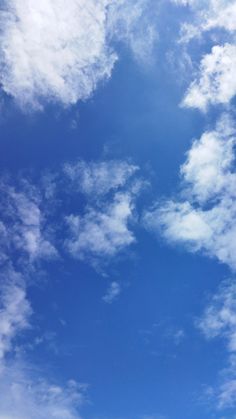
[0,0,156,110]
[0,277,31,362]
[102,281,121,303]
[64,160,138,197]
[173,0,236,40]
[64,159,142,263]
[0,360,85,419]
[0,175,87,418]
[66,192,135,260]
[183,44,236,111]
[198,279,236,409]
[144,115,236,270]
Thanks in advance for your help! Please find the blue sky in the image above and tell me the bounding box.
[0,1,236,418]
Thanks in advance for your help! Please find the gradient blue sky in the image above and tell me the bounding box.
[0,1,236,418]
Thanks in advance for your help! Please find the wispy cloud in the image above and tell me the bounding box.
[0,359,86,418]
[173,0,236,41]
[102,281,121,303]
[0,180,57,262]
[0,274,31,363]
[0,175,85,418]
[198,279,236,410]
[64,160,138,197]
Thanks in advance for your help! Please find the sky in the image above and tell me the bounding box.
[0,0,236,418]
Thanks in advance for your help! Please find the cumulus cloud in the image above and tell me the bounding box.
[0,0,116,110]
[144,115,236,270]
[0,0,156,110]
[173,0,236,40]
[0,360,85,419]
[102,281,121,303]
[183,44,236,111]
[66,192,135,260]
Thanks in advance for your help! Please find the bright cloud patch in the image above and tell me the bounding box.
[183,44,236,111]
[66,192,135,260]
[0,0,156,110]
[64,159,142,262]
[173,0,236,40]
[0,361,85,419]
[0,0,116,109]
[144,116,236,270]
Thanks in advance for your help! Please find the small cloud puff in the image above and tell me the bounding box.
[102,281,121,304]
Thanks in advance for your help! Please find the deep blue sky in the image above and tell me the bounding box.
[0,1,236,419]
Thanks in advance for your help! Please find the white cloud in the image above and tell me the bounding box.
[0,278,31,362]
[64,159,144,262]
[180,119,236,202]
[183,44,236,111]
[173,0,236,40]
[198,280,236,409]
[64,160,138,197]
[102,281,121,303]
[0,0,116,110]
[0,174,87,418]
[144,115,236,270]
[0,0,157,110]
[0,181,57,261]
[198,280,236,352]
[107,0,157,65]
[0,360,85,419]
[66,192,135,260]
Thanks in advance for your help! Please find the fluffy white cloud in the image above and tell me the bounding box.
[64,160,138,197]
[144,116,236,270]
[64,159,143,262]
[180,120,236,202]
[102,281,121,303]
[66,192,135,260]
[0,360,85,419]
[183,44,236,111]
[0,0,116,109]
[0,0,156,110]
